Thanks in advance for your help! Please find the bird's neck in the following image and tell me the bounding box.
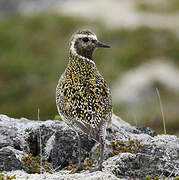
[69,50,95,66]
[64,51,97,78]
[75,48,93,60]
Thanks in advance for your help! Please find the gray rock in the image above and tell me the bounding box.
[90,118,179,178]
[49,129,94,170]
[134,126,157,137]
[0,114,178,179]
[4,170,119,180]
[0,147,27,172]
[0,114,94,172]
[102,133,179,178]
[112,60,179,104]
[111,142,179,178]
[0,0,62,15]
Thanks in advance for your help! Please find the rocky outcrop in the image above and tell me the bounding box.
[0,114,178,179]
[0,114,95,171]
[0,147,27,172]
[112,60,179,104]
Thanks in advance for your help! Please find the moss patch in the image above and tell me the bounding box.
[0,174,16,180]
[22,153,52,174]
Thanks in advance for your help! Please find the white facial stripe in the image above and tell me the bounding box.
[73,34,98,41]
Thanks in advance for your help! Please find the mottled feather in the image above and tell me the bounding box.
[56,30,112,143]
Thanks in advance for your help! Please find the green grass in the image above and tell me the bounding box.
[0,13,179,135]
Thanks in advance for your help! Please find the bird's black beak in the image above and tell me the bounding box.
[97,41,111,48]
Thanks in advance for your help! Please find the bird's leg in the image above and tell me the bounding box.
[77,133,82,170]
[71,133,83,173]
[88,126,93,141]
[85,141,104,172]
[98,142,104,171]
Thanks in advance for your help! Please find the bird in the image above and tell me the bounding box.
[56,29,112,172]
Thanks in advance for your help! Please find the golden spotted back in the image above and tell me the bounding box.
[56,30,112,143]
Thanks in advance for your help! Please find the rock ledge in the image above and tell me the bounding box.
[0,114,178,179]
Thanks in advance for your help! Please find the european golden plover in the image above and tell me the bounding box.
[56,29,112,172]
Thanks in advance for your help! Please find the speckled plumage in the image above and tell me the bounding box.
[56,30,112,144]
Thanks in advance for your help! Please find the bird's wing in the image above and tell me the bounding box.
[56,76,112,142]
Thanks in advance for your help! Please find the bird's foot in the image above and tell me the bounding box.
[84,165,103,173]
[70,163,83,174]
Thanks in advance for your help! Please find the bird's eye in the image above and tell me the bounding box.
[82,37,89,42]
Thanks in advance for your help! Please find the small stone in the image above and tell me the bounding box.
[0,147,27,172]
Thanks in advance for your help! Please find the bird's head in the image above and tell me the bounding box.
[70,29,110,60]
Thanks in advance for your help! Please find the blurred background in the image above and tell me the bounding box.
[0,0,179,135]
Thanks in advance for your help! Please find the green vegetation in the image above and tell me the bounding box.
[145,176,160,180]
[68,138,142,172]
[67,151,95,172]
[111,138,142,155]
[22,153,52,173]
[54,115,62,121]
[0,173,16,180]
[0,13,179,134]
